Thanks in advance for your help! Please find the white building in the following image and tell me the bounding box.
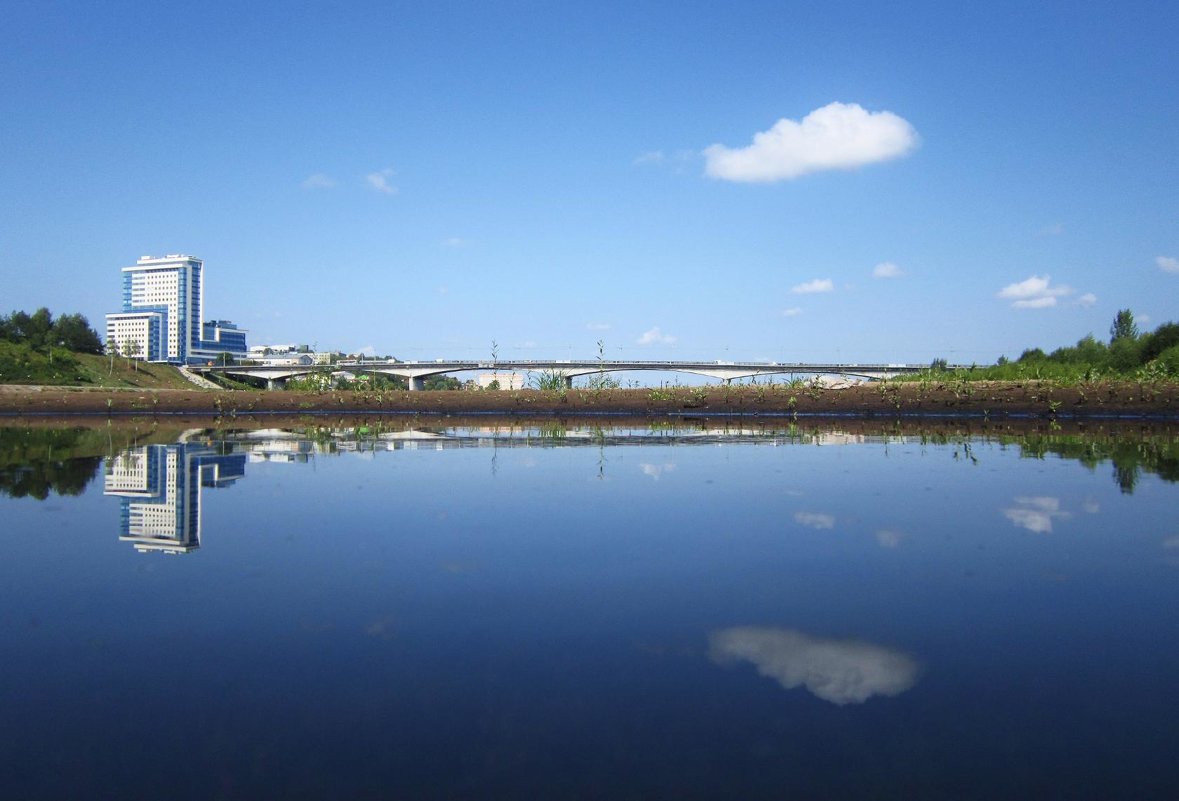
[105,254,248,364]
[476,372,526,390]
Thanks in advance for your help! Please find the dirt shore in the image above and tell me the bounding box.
[1,380,1177,420]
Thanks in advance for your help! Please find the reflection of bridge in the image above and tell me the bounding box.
[194,359,933,390]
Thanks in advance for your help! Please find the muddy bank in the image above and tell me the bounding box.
[1,380,1177,420]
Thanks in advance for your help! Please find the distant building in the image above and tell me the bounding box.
[105,254,248,364]
[476,372,526,390]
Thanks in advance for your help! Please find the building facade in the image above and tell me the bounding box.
[105,254,248,364]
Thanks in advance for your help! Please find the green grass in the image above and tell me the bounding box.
[0,341,202,389]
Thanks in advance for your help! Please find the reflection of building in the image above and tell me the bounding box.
[104,443,245,554]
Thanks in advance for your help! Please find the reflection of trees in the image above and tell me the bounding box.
[0,428,106,499]
[1013,434,1179,494]
[0,456,101,499]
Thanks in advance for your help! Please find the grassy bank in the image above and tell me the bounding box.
[1,379,1177,419]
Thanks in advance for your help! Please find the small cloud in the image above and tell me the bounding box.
[1082,499,1100,514]
[1157,256,1179,274]
[1163,536,1179,550]
[301,173,337,189]
[872,261,904,279]
[366,168,398,195]
[1039,223,1065,236]
[1003,496,1069,533]
[781,307,803,317]
[1077,293,1097,308]
[640,463,676,480]
[355,344,377,357]
[794,511,835,530]
[586,322,612,331]
[436,285,448,295]
[875,529,904,548]
[791,278,834,294]
[637,327,676,346]
[633,150,665,165]
[441,237,467,248]
[1139,314,1152,326]
[709,626,920,705]
[997,275,1074,309]
[703,102,919,183]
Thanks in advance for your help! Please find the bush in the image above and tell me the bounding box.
[1153,344,1179,376]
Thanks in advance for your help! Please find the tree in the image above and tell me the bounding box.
[1141,322,1179,363]
[106,339,119,375]
[122,338,141,372]
[51,313,103,353]
[1110,309,1138,343]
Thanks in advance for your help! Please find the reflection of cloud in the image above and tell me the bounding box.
[710,626,919,705]
[1003,496,1069,533]
[794,511,834,530]
[640,462,676,480]
[1162,536,1179,550]
[1082,498,1100,514]
[875,528,904,548]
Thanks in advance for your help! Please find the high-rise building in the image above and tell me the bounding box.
[105,254,248,364]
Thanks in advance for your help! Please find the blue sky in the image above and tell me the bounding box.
[1,0,1176,364]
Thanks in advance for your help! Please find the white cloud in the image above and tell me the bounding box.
[997,275,1074,309]
[875,529,904,548]
[703,102,919,183]
[791,278,834,294]
[794,511,835,530]
[1077,293,1097,308]
[633,150,665,165]
[637,327,677,346]
[1039,223,1065,236]
[781,307,803,317]
[355,344,377,357]
[709,626,920,705]
[366,168,398,195]
[301,173,336,189]
[1003,496,1069,533]
[586,322,612,331]
[1163,536,1179,550]
[441,237,466,248]
[872,261,904,279]
[640,462,676,480]
[1157,256,1179,273]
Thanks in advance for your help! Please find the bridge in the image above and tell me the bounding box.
[192,359,939,390]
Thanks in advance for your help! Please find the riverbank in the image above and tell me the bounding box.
[2,380,1177,419]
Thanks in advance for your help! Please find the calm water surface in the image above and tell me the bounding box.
[2,422,1178,799]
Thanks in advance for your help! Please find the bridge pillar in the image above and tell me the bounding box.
[266,377,285,391]
[409,376,425,391]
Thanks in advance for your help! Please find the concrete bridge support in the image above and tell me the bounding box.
[266,377,285,391]
[409,375,425,391]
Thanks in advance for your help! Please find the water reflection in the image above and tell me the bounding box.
[1002,496,1069,534]
[105,443,245,553]
[709,626,920,705]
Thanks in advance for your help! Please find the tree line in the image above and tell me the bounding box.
[1008,309,1178,374]
[0,307,103,354]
